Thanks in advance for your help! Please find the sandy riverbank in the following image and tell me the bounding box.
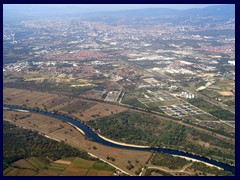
[44,135,61,142]
[172,155,223,170]
[66,122,85,135]
[97,133,151,148]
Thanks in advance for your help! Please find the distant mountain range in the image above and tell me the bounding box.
[81,5,234,25]
[84,5,234,18]
[4,4,235,25]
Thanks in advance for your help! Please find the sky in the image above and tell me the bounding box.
[33,4,221,10]
[4,4,224,13]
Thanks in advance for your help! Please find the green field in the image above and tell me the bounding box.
[59,100,97,114]
[26,157,49,170]
[187,98,235,121]
[48,162,68,171]
[4,157,115,176]
[70,158,95,168]
[193,114,219,121]
[122,97,147,109]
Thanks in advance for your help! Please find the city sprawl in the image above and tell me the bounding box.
[3,5,235,176]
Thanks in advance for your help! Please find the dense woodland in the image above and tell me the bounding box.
[3,121,96,169]
[151,153,189,170]
[87,111,235,164]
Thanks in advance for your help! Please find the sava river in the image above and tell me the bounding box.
[3,104,235,175]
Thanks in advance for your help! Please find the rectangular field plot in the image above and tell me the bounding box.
[70,158,95,169]
[159,103,207,117]
[62,167,89,176]
[58,100,97,114]
[3,167,37,176]
[26,157,49,170]
[193,113,219,121]
[81,103,127,121]
[48,162,68,171]
[86,169,99,176]
[36,170,61,176]
[83,89,106,100]
[96,171,114,176]
[3,88,69,109]
[13,159,38,170]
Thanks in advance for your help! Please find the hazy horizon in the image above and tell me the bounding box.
[4,4,227,13]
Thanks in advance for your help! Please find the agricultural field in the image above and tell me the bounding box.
[3,73,95,97]
[3,87,127,121]
[80,103,127,121]
[200,79,235,110]
[4,157,115,176]
[192,113,219,121]
[187,98,235,121]
[3,111,67,135]
[26,157,49,170]
[121,91,148,109]
[13,159,38,170]
[3,167,38,176]
[58,100,97,114]
[209,80,235,93]
[3,88,69,108]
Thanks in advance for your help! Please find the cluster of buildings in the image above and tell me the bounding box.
[179,92,195,99]
[4,62,29,72]
[165,67,195,75]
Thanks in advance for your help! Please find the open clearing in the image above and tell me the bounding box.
[81,103,127,121]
